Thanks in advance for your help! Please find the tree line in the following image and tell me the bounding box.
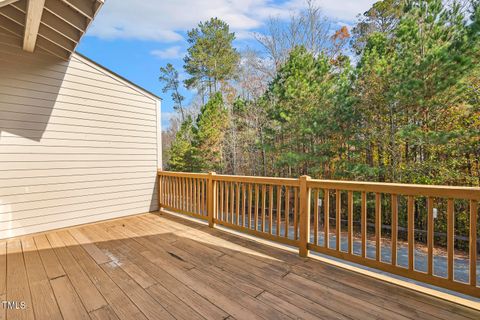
[161,0,480,188]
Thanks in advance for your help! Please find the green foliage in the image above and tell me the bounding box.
[167,0,479,186]
[193,92,229,171]
[167,94,228,172]
[184,17,240,95]
[262,46,357,177]
[352,0,480,184]
[167,117,195,172]
[159,63,185,120]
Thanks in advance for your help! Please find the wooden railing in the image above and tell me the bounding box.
[158,171,480,298]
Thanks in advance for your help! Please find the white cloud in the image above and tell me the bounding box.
[87,0,375,42]
[151,46,184,59]
[285,0,376,22]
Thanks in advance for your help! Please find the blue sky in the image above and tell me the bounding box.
[76,0,376,128]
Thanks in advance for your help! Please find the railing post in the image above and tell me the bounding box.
[207,172,216,228]
[299,175,311,257]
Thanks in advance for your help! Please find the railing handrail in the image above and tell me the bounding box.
[159,171,480,200]
[308,179,480,200]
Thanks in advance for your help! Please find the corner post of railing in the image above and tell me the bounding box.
[299,175,311,257]
[207,171,217,228]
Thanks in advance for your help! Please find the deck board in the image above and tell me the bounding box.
[1,212,479,320]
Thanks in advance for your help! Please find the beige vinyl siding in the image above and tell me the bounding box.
[0,32,161,239]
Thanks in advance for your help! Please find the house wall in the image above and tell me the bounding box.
[0,32,161,239]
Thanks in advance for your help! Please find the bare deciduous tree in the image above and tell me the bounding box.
[255,0,333,72]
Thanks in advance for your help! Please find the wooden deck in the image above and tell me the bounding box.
[1,213,479,320]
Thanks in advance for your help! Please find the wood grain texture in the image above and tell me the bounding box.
[2,212,479,319]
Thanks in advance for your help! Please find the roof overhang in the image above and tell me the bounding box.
[0,0,103,60]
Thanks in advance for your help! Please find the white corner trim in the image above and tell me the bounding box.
[156,99,162,170]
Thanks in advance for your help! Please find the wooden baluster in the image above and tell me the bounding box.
[248,184,253,229]
[186,178,190,212]
[225,182,230,223]
[262,185,267,232]
[324,189,330,248]
[161,176,165,207]
[313,189,319,245]
[176,177,179,209]
[173,177,177,208]
[193,178,197,214]
[179,177,182,210]
[182,177,186,211]
[447,199,454,281]
[254,184,259,231]
[197,179,201,215]
[408,195,415,271]
[177,177,180,210]
[223,181,230,222]
[392,194,398,266]
[269,186,274,234]
[219,182,224,221]
[178,177,181,209]
[171,177,175,207]
[195,178,200,214]
[205,180,208,215]
[172,177,175,207]
[185,178,190,212]
[242,183,247,227]
[199,179,203,215]
[191,178,194,212]
[285,187,290,238]
[347,191,353,254]
[294,188,299,240]
[336,190,341,251]
[375,193,381,262]
[189,178,192,212]
[171,177,174,208]
[299,176,311,257]
[168,177,171,207]
[361,192,367,258]
[230,182,235,224]
[236,183,241,225]
[426,197,434,275]
[470,200,477,287]
[180,178,186,211]
[190,178,194,212]
[158,175,163,210]
[276,185,282,236]
[185,177,190,212]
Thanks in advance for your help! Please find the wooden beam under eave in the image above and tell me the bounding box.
[62,0,93,20]
[23,0,45,52]
[0,4,25,26]
[0,14,23,37]
[0,0,19,8]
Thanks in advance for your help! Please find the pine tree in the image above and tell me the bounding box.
[193,93,228,171]
[167,117,195,172]
[184,18,240,97]
[159,63,186,121]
